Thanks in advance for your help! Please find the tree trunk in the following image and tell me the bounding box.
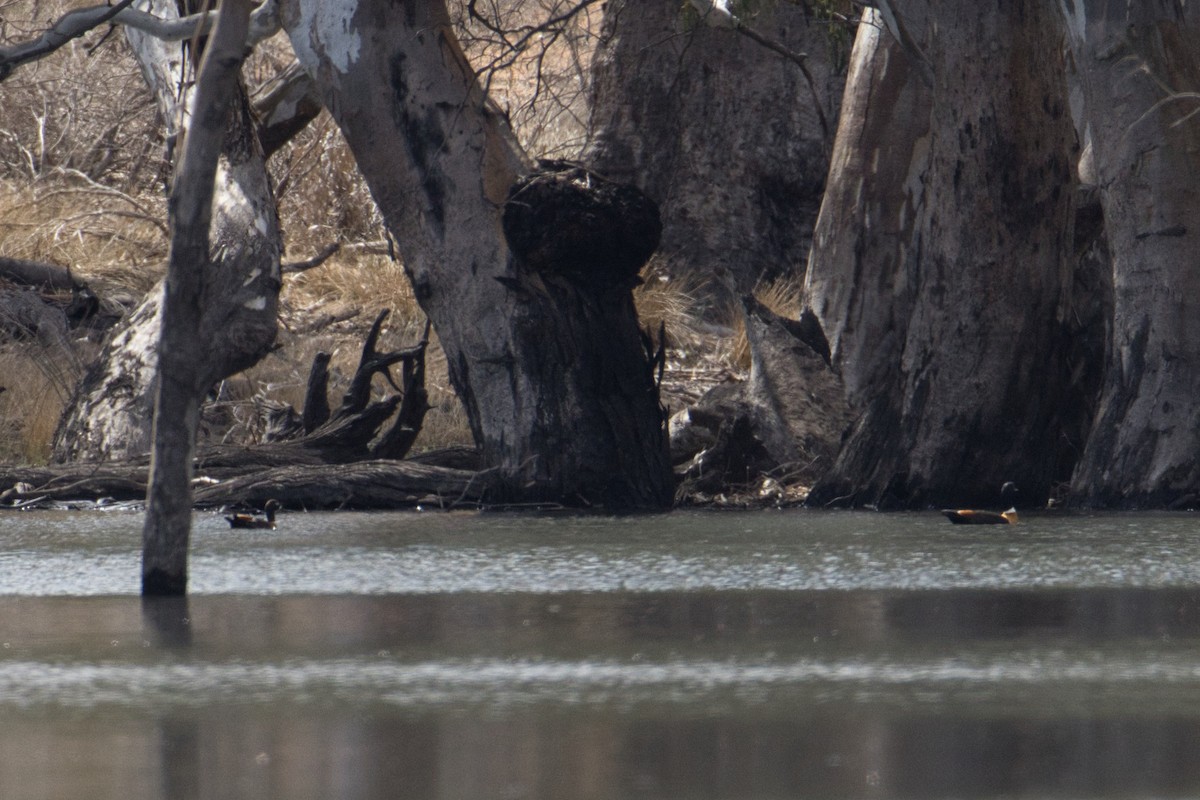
[51,0,281,463]
[805,1,1078,510]
[802,9,931,412]
[278,0,672,509]
[1061,0,1200,508]
[586,0,841,296]
[143,0,254,595]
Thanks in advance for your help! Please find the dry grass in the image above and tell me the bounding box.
[0,345,82,463]
[634,260,711,358]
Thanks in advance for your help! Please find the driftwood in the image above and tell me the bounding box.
[262,308,432,462]
[0,256,85,292]
[0,256,114,337]
[672,294,849,499]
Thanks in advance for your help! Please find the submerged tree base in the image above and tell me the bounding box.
[142,566,186,596]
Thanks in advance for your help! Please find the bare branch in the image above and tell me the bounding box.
[282,242,340,274]
[0,0,137,82]
[0,0,279,82]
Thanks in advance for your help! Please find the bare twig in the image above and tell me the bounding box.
[0,0,137,82]
[282,242,340,273]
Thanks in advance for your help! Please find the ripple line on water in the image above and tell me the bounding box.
[2,651,1200,711]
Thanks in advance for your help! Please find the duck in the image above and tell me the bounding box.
[225,499,282,530]
[942,482,1019,525]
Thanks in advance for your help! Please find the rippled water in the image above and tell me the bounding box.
[3,508,1199,594]
[2,508,1200,798]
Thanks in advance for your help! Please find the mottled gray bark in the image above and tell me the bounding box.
[1062,0,1200,507]
[806,1,1078,509]
[586,0,841,297]
[802,10,931,409]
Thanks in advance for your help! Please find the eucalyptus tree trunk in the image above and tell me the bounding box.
[1061,1,1200,508]
[805,1,1077,510]
[586,0,840,295]
[279,0,672,509]
[51,0,280,463]
[801,9,931,411]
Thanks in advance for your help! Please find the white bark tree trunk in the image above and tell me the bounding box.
[280,0,673,508]
[52,0,280,463]
[802,10,932,408]
[1062,0,1200,507]
[805,1,1078,509]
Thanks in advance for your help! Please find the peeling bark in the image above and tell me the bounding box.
[1062,0,1200,507]
[803,10,931,409]
[806,2,1078,510]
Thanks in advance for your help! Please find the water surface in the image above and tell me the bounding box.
[0,509,1198,798]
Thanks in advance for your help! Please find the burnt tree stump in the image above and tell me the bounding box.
[502,161,661,290]
[267,308,433,462]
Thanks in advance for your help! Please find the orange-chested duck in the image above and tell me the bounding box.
[225,499,282,530]
[942,482,1019,525]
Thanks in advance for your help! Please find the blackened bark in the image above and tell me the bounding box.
[301,351,332,433]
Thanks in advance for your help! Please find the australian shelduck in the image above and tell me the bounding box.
[942,482,1019,525]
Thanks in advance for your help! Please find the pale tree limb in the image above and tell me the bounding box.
[688,0,830,142]
[0,0,278,82]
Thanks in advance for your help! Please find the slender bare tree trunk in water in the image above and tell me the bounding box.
[143,0,254,595]
[805,1,1077,509]
[52,0,280,463]
[1061,0,1200,508]
[279,0,672,508]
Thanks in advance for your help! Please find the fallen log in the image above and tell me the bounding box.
[192,459,496,510]
[0,456,494,510]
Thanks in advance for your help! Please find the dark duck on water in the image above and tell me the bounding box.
[225,499,282,530]
[942,482,1019,525]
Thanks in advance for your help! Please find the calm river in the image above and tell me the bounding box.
[2,508,1200,798]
